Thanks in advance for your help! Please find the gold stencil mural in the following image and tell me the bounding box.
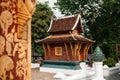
[0,10,13,35]
[0,0,36,80]
[0,35,5,55]
[0,55,14,80]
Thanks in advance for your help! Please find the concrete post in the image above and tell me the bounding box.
[92,46,106,80]
[93,62,105,80]
[103,65,110,77]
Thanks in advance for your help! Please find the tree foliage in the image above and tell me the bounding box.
[104,57,116,67]
[88,0,120,55]
[55,0,120,57]
[55,0,102,27]
[31,2,53,54]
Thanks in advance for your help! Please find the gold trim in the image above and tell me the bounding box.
[75,43,79,57]
[42,44,47,59]
[55,47,62,56]
[69,42,73,56]
[83,43,91,60]
[78,43,82,60]
[47,44,50,59]
[64,43,69,60]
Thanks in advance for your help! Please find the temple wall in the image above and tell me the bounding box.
[43,42,92,61]
[50,44,66,60]
[0,0,36,80]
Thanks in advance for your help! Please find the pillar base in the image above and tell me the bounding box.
[93,62,106,80]
[42,60,81,70]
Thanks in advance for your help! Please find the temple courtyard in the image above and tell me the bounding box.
[32,68,55,80]
[32,63,120,80]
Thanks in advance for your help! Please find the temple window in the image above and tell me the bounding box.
[55,47,62,56]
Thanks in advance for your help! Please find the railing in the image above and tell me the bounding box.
[103,63,120,77]
[109,66,120,75]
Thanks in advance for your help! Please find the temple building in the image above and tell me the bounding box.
[37,14,95,61]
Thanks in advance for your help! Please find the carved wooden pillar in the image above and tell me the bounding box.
[83,43,88,60]
[64,43,70,60]
[0,0,36,80]
[69,42,74,60]
[47,44,51,60]
[77,42,82,60]
[82,43,91,60]
[42,44,49,60]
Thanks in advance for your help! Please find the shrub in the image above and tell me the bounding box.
[103,57,116,67]
[117,53,120,59]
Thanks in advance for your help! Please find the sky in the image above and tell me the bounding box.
[37,0,63,17]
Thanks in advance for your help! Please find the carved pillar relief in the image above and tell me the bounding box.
[0,0,36,80]
[77,42,82,60]
[42,44,48,59]
[64,43,70,60]
[69,42,74,60]
[47,44,51,59]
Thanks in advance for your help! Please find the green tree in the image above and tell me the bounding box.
[88,0,120,56]
[55,0,120,58]
[31,2,53,54]
[55,0,102,28]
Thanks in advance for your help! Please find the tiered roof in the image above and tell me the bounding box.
[36,34,94,43]
[37,14,94,44]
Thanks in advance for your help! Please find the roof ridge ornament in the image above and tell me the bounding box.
[71,34,77,41]
[72,14,81,30]
[47,17,53,32]
[53,14,80,20]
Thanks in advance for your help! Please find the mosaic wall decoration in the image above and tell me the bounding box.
[0,0,36,80]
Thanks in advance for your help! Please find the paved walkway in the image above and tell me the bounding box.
[32,68,120,80]
[105,72,120,80]
[32,68,55,80]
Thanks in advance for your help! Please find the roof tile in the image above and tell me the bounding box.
[48,14,83,33]
[37,34,94,44]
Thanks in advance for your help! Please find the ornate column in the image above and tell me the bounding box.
[0,0,36,80]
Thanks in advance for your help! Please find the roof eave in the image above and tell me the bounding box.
[35,36,51,43]
[72,14,80,30]
[72,14,84,33]
[47,17,53,32]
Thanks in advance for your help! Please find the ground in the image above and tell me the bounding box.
[32,67,120,80]
[32,68,55,80]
